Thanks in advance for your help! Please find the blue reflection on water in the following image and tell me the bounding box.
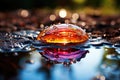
[18,47,104,80]
[19,51,43,80]
[70,47,104,80]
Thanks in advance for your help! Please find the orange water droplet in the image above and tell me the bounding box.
[37,24,89,44]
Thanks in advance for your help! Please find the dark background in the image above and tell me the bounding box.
[0,0,120,11]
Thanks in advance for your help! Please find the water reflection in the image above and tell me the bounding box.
[0,46,120,80]
[39,48,88,64]
[0,52,30,80]
[99,47,120,80]
[17,47,104,80]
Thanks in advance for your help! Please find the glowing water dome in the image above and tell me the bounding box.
[37,24,89,44]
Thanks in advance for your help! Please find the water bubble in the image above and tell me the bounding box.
[37,24,89,44]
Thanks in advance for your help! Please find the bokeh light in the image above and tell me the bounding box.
[72,13,79,20]
[49,14,56,21]
[18,9,30,18]
[59,9,67,18]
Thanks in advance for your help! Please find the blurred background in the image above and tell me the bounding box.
[0,0,120,15]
